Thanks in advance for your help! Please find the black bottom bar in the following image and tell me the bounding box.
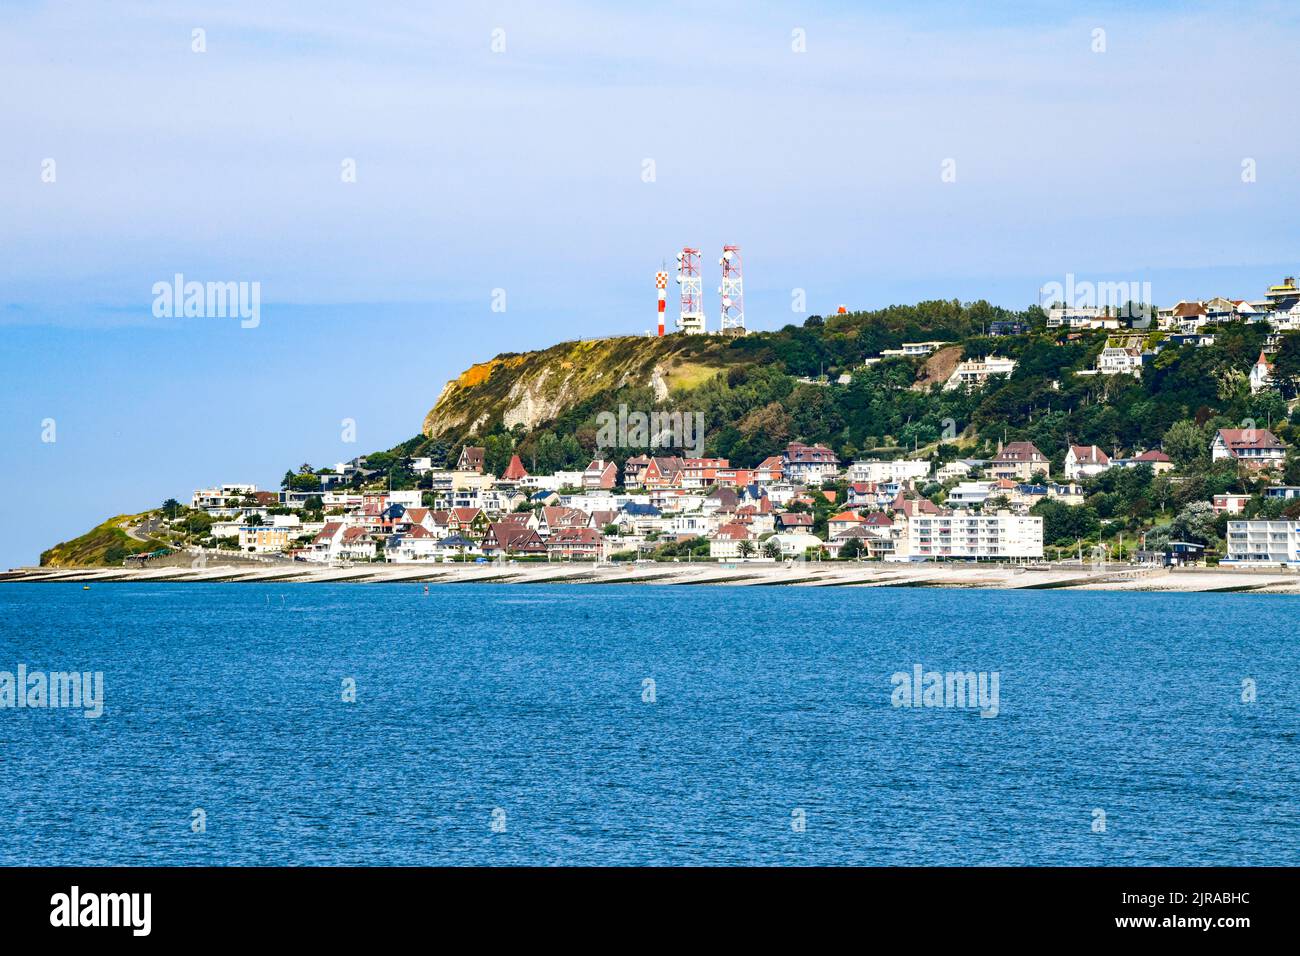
[0,866,1283,941]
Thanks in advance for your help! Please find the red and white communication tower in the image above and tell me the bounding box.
[655,270,668,336]
[675,247,706,334]
[719,245,746,334]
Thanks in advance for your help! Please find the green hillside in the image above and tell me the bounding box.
[403,299,1300,480]
[40,514,166,567]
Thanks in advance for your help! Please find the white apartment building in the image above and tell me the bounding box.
[191,483,258,511]
[880,341,949,357]
[889,509,1043,562]
[1046,306,1119,329]
[1224,520,1300,567]
[665,512,718,538]
[945,481,996,508]
[846,458,931,484]
[944,356,1016,391]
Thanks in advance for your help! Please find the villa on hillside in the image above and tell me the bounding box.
[1250,351,1274,394]
[988,442,1049,482]
[781,442,840,486]
[1063,445,1111,480]
[944,356,1016,391]
[1211,428,1286,471]
[1112,449,1173,474]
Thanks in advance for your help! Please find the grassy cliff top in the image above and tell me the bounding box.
[422,334,751,439]
[40,514,165,567]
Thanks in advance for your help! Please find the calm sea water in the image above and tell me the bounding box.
[0,583,1296,866]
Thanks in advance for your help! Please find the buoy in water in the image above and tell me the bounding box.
[82,585,90,590]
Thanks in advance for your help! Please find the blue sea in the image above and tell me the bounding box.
[0,583,1296,866]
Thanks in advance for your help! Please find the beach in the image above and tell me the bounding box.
[6,558,1300,593]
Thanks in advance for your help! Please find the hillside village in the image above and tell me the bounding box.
[40,277,1300,570]
[109,417,1300,571]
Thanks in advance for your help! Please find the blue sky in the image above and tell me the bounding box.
[2,0,1299,567]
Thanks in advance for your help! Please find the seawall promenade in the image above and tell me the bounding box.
[6,560,1300,593]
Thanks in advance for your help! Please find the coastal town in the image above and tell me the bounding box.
[23,276,1300,580]
[179,439,1054,566]
[106,419,1297,573]
[76,276,1296,575]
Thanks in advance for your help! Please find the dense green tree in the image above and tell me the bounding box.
[288,473,322,492]
[1030,500,1101,546]
[1267,332,1300,397]
[1163,419,1211,471]
[1169,501,1218,545]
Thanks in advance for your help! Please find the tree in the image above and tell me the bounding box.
[1270,332,1300,397]
[1283,450,1300,487]
[161,498,182,519]
[762,539,782,559]
[483,434,515,476]
[184,512,213,537]
[738,540,756,558]
[1169,501,1217,545]
[839,537,866,559]
[1030,499,1100,546]
[289,473,322,492]
[1163,419,1210,471]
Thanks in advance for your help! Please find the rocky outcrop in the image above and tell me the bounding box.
[422,335,743,440]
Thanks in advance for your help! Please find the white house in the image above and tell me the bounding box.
[770,531,826,558]
[944,356,1016,391]
[936,459,984,481]
[846,458,931,484]
[1063,445,1111,480]
[386,525,440,562]
[338,526,376,561]
[191,483,259,515]
[782,443,840,486]
[1211,494,1251,515]
[945,481,997,508]
[1047,306,1113,329]
[987,442,1049,482]
[708,523,757,560]
[1250,351,1274,394]
[1097,346,1143,377]
[1112,450,1174,474]
[308,522,345,562]
[665,511,719,538]
[1211,428,1286,471]
[879,341,948,357]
